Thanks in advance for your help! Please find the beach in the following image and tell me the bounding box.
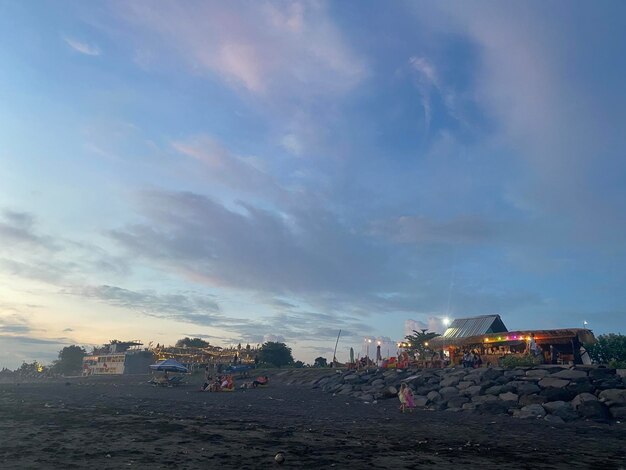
[1,372,625,469]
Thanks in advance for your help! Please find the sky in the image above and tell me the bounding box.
[1,1,626,369]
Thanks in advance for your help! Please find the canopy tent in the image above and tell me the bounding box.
[149,358,189,373]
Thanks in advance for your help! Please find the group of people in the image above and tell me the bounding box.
[201,374,235,392]
[461,350,483,368]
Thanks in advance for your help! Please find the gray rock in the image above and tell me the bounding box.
[440,386,460,400]
[544,415,565,424]
[440,376,461,387]
[616,369,626,379]
[472,395,499,404]
[414,395,428,407]
[543,400,579,420]
[499,392,519,403]
[516,384,541,396]
[427,391,442,403]
[504,369,526,378]
[477,400,508,415]
[589,368,615,380]
[485,385,503,395]
[385,386,398,397]
[518,404,547,419]
[577,401,610,420]
[457,381,474,390]
[371,378,385,387]
[462,402,477,412]
[447,396,470,408]
[526,369,549,378]
[462,385,483,397]
[599,389,626,405]
[360,394,374,401]
[609,405,626,419]
[571,393,598,409]
[552,369,588,380]
[344,374,360,382]
[519,394,547,406]
[539,377,570,389]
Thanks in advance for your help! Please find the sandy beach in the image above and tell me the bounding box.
[1,371,625,469]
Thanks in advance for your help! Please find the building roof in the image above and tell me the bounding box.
[442,315,508,339]
[431,328,595,348]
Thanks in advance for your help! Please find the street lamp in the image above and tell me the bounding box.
[443,317,451,361]
[583,320,589,328]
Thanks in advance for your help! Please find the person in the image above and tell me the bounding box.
[252,375,269,388]
[528,334,539,356]
[550,345,558,364]
[472,351,483,368]
[462,351,472,368]
[398,383,415,412]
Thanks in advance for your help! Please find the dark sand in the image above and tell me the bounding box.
[1,372,625,469]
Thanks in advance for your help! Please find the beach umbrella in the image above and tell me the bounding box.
[376,345,381,362]
[149,358,189,373]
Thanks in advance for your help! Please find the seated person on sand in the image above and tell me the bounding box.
[252,376,269,388]
[220,375,235,391]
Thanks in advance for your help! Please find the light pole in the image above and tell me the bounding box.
[366,338,372,363]
[443,317,451,362]
[583,320,589,329]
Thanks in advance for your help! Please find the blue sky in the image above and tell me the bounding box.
[1,1,625,368]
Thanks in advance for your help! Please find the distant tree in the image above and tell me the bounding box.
[586,334,626,368]
[293,360,305,368]
[404,329,440,359]
[314,356,328,367]
[175,337,210,348]
[56,345,86,375]
[258,341,294,368]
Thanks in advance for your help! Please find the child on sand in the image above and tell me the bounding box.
[399,383,415,413]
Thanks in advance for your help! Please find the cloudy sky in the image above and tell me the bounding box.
[1,1,625,368]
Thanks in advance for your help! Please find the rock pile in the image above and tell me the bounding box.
[304,365,626,423]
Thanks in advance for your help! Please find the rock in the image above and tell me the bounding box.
[462,385,483,397]
[539,378,570,389]
[609,406,626,419]
[343,374,360,382]
[543,401,578,421]
[519,394,547,406]
[589,368,616,380]
[427,391,442,403]
[385,386,398,397]
[552,369,588,380]
[541,388,576,402]
[517,404,546,419]
[440,376,461,388]
[457,381,474,390]
[480,368,504,382]
[477,400,508,415]
[447,396,469,408]
[360,394,374,402]
[499,392,519,403]
[416,385,439,395]
[462,402,477,412]
[566,382,595,395]
[485,385,503,395]
[504,369,526,378]
[526,369,549,378]
[516,384,541,396]
[472,395,499,404]
[414,395,428,407]
[577,401,610,421]
[439,387,460,400]
[598,389,626,405]
[571,393,598,408]
[544,415,565,424]
[594,377,625,390]
[616,369,626,379]
[371,378,385,387]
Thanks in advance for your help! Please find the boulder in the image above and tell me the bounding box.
[462,402,477,412]
[477,400,508,415]
[371,378,385,387]
[541,388,577,402]
[608,406,626,419]
[577,401,610,421]
[539,378,570,389]
[616,369,626,379]
[440,387,460,400]
[472,395,499,404]
[485,385,503,395]
[360,394,374,402]
[504,369,526,378]
[516,404,546,419]
[457,381,474,390]
[462,385,483,397]
[447,396,470,408]
[542,401,577,421]
[427,391,442,403]
[598,389,626,406]
[526,369,549,378]
[499,392,519,403]
[519,394,547,406]
[414,395,429,407]
[571,393,598,409]
[343,374,360,382]
[589,368,616,380]
[385,386,398,397]
[416,385,440,395]
[516,384,541,396]
[544,415,565,424]
[552,369,588,380]
[566,382,595,395]
[440,376,461,388]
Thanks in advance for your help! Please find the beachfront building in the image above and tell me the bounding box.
[151,343,258,372]
[428,315,595,366]
[82,340,154,376]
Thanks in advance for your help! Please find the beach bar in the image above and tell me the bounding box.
[428,315,595,366]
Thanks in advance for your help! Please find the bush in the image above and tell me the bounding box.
[585,334,626,366]
[500,354,537,368]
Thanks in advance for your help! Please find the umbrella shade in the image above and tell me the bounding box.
[350,347,354,363]
[150,358,189,373]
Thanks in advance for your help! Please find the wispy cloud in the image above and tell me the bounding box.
[63,36,101,56]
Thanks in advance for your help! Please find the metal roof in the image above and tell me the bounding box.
[441,315,508,339]
[430,328,595,348]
